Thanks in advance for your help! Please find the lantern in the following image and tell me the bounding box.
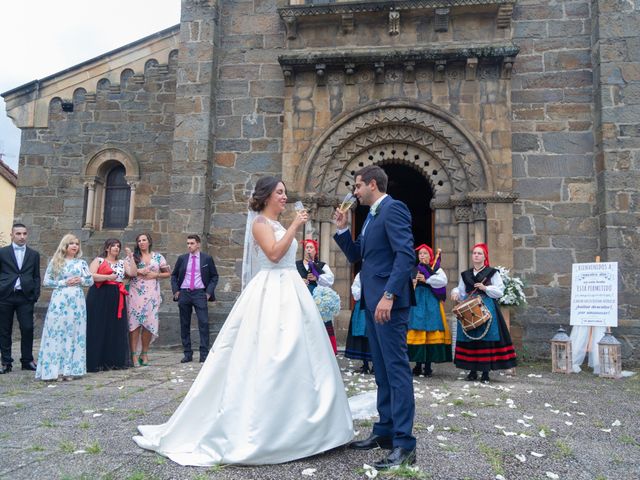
[598,331,622,379]
[550,326,572,374]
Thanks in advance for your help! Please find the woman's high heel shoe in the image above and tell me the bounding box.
[131,351,140,367]
[139,351,149,367]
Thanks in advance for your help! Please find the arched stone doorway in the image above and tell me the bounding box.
[292,99,516,326]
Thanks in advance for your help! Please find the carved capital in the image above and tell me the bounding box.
[282,66,295,87]
[388,11,400,36]
[404,61,415,83]
[465,57,478,81]
[454,205,472,224]
[472,202,487,221]
[434,60,446,82]
[374,62,385,84]
[316,64,327,86]
[341,13,354,34]
[434,8,449,33]
[283,15,297,40]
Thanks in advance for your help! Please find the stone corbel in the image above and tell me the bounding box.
[434,8,449,33]
[316,64,327,86]
[501,57,515,79]
[345,63,356,85]
[465,57,478,81]
[282,66,295,87]
[341,13,354,35]
[497,4,514,29]
[404,61,415,83]
[388,11,400,36]
[374,62,385,84]
[283,15,297,40]
[472,202,487,221]
[434,60,447,82]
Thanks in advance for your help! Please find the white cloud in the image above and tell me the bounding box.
[0,0,180,170]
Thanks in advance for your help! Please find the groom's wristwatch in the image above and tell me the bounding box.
[383,291,394,300]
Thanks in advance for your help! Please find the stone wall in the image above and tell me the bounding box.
[511,0,639,363]
[14,60,177,265]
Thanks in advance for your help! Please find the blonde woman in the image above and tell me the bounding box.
[36,234,93,381]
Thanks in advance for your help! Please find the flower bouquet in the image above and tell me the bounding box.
[496,266,527,307]
[312,286,341,322]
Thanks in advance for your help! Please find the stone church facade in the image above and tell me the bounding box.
[3,0,639,362]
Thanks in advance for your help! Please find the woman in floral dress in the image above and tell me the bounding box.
[36,234,93,381]
[127,233,169,366]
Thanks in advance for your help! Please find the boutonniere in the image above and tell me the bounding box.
[370,206,379,217]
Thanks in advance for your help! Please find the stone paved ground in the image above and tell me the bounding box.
[1,342,639,480]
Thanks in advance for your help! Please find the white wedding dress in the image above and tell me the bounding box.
[133,217,354,465]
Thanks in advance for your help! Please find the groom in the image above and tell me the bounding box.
[334,166,417,469]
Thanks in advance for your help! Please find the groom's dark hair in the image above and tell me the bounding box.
[355,165,388,193]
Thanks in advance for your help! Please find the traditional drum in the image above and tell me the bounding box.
[453,296,492,332]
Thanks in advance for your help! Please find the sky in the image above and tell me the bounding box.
[0,0,181,172]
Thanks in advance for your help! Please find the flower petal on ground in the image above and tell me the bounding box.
[301,468,316,476]
[531,451,544,457]
[515,454,526,463]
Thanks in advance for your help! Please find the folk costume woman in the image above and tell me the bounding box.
[296,239,338,354]
[408,244,452,377]
[451,243,517,383]
[344,273,372,374]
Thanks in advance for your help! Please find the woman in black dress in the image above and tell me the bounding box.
[86,238,137,372]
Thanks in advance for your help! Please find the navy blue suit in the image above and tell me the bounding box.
[334,195,416,450]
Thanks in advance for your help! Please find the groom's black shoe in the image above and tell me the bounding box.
[348,434,393,450]
[180,355,192,363]
[21,361,37,371]
[0,364,11,374]
[373,447,417,469]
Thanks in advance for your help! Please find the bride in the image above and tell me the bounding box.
[133,176,354,465]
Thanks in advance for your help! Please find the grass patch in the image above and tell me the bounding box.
[593,420,605,428]
[357,419,374,428]
[127,408,146,420]
[554,439,573,458]
[478,442,504,476]
[538,424,551,437]
[126,473,157,480]
[154,455,166,465]
[619,435,640,447]
[206,464,226,474]
[86,441,101,454]
[40,419,57,428]
[452,399,465,406]
[59,440,76,453]
[78,420,90,429]
[29,444,46,452]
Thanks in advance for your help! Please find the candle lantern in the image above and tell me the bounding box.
[598,331,622,379]
[550,326,572,374]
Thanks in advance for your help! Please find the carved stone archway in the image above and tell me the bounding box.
[294,99,516,301]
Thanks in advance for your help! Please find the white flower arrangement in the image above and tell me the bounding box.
[312,286,341,322]
[496,266,527,306]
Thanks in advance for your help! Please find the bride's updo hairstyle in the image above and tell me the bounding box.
[249,176,285,212]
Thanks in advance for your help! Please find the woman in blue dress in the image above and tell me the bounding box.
[36,234,93,381]
[407,244,452,377]
[344,273,372,373]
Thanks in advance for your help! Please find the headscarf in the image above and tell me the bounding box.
[414,244,433,261]
[472,243,490,268]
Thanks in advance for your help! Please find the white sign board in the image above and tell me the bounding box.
[570,262,618,327]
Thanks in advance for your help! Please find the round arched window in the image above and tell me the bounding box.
[103,165,130,228]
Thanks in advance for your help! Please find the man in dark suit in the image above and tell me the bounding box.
[0,223,41,373]
[334,166,417,469]
[171,234,219,363]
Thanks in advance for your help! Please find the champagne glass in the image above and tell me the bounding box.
[339,192,357,212]
[294,201,306,213]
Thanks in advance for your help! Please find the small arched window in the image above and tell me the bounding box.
[103,165,130,228]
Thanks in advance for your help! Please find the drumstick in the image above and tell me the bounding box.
[430,248,441,269]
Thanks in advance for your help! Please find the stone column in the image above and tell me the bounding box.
[455,205,472,273]
[127,181,138,227]
[472,202,487,245]
[84,182,96,229]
